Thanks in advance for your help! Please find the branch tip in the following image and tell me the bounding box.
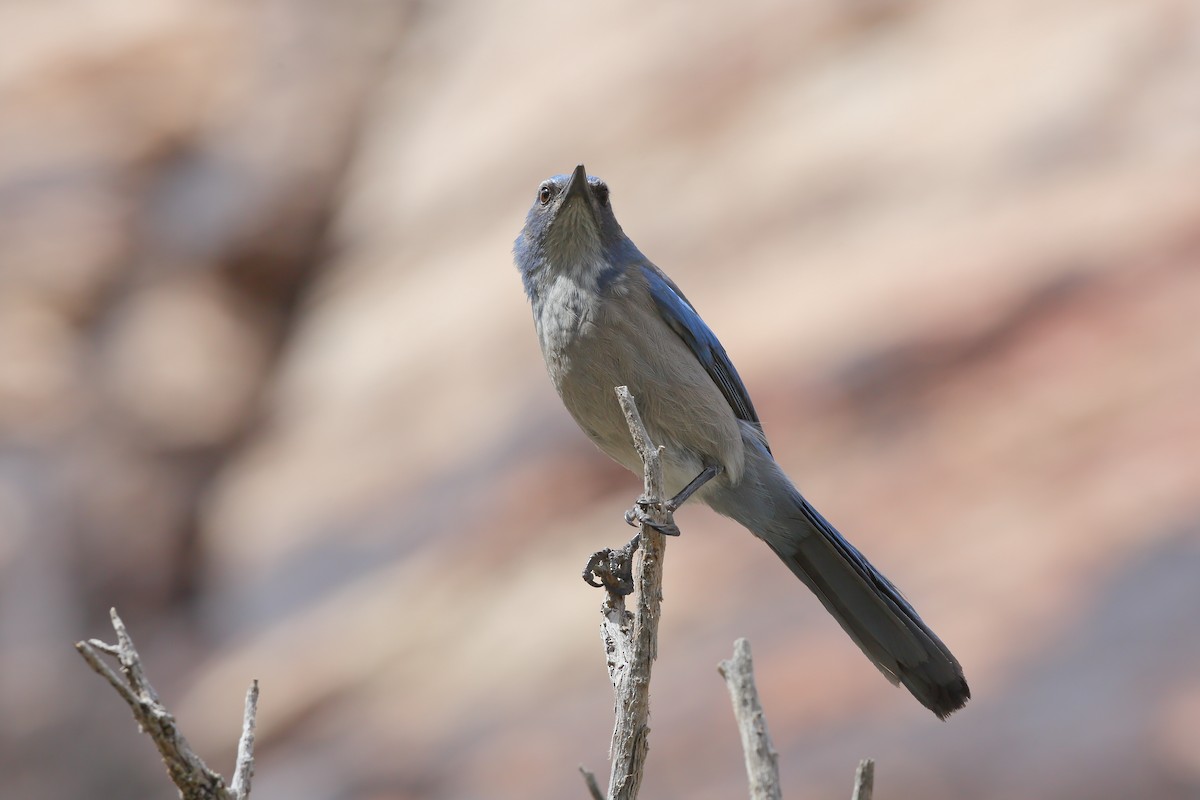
[579,766,604,800]
[719,638,782,800]
[77,607,256,800]
[851,758,875,800]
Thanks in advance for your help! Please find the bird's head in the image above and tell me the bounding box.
[513,164,631,299]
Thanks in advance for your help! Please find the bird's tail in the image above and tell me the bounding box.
[706,442,970,718]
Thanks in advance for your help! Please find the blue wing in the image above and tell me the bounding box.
[641,264,770,451]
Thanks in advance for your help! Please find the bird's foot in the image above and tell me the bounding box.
[623,495,680,537]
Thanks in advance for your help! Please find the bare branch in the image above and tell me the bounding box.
[231,680,260,800]
[76,637,142,708]
[76,607,257,800]
[718,638,782,800]
[579,766,605,800]
[581,387,675,800]
[86,638,122,656]
[851,758,875,800]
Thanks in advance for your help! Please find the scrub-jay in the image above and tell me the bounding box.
[513,164,969,718]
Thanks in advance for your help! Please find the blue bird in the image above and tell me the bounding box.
[514,164,969,718]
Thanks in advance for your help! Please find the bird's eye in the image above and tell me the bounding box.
[593,183,610,205]
[538,185,552,205]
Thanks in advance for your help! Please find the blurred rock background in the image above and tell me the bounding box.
[1,0,1198,798]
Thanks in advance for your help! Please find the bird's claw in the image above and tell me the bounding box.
[623,497,681,537]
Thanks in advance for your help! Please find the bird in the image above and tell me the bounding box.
[513,164,969,719]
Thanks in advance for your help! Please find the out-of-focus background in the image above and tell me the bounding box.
[2,1,1199,798]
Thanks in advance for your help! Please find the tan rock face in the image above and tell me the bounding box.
[3,1,1200,799]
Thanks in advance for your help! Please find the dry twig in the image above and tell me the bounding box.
[579,766,605,800]
[718,638,783,800]
[851,758,875,800]
[579,387,674,800]
[75,608,259,800]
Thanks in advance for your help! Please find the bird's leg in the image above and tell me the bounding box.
[665,464,723,512]
[623,464,723,536]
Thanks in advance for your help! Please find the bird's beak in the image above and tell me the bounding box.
[561,163,592,209]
